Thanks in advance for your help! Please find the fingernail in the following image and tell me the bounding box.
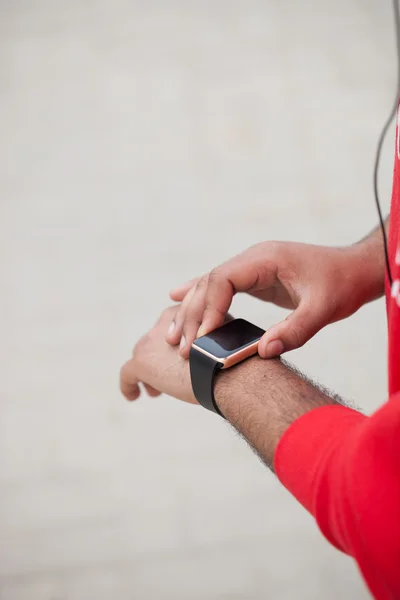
[264,339,284,358]
[197,325,206,338]
[180,336,186,351]
[167,322,175,337]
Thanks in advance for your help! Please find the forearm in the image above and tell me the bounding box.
[214,355,400,600]
[214,355,342,469]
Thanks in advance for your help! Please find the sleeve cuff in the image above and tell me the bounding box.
[274,404,366,514]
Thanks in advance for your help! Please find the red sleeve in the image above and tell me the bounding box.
[274,396,400,600]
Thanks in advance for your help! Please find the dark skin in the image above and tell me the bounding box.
[121,305,337,469]
[121,223,386,466]
[166,226,386,360]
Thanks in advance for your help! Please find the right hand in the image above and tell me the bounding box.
[167,241,383,358]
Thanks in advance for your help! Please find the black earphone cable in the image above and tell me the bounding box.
[373,0,400,287]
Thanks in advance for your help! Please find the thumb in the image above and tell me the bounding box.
[198,258,277,337]
[258,301,326,358]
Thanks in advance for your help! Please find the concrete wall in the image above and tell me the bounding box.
[0,1,394,598]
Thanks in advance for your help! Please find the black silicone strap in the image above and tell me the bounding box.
[189,347,225,418]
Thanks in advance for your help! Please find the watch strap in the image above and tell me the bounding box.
[189,347,225,418]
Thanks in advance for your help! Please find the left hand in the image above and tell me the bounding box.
[120,306,197,404]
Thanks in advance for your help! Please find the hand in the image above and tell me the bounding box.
[120,306,197,404]
[166,241,381,359]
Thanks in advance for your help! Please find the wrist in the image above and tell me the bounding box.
[334,244,384,315]
[348,230,386,303]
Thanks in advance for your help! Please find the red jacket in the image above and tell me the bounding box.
[274,123,400,599]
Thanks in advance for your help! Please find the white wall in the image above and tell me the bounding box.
[0,1,393,598]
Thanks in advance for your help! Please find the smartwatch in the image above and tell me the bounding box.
[189,318,265,417]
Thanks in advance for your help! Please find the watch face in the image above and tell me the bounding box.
[192,318,265,360]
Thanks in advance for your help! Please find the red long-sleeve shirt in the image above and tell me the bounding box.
[274,120,400,598]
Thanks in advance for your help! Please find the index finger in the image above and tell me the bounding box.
[196,270,235,337]
[198,256,275,337]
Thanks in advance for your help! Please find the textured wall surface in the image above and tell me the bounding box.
[0,1,394,598]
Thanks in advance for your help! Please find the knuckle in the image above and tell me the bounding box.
[252,260,277,288]
[290,321,308,348]
[248,241,267,255]
[196,274,209,289]
[204,300,225,319]
[183,313,201,334]
[206,267,230,297]
[208,267,223,283]
[184,306,197,323]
